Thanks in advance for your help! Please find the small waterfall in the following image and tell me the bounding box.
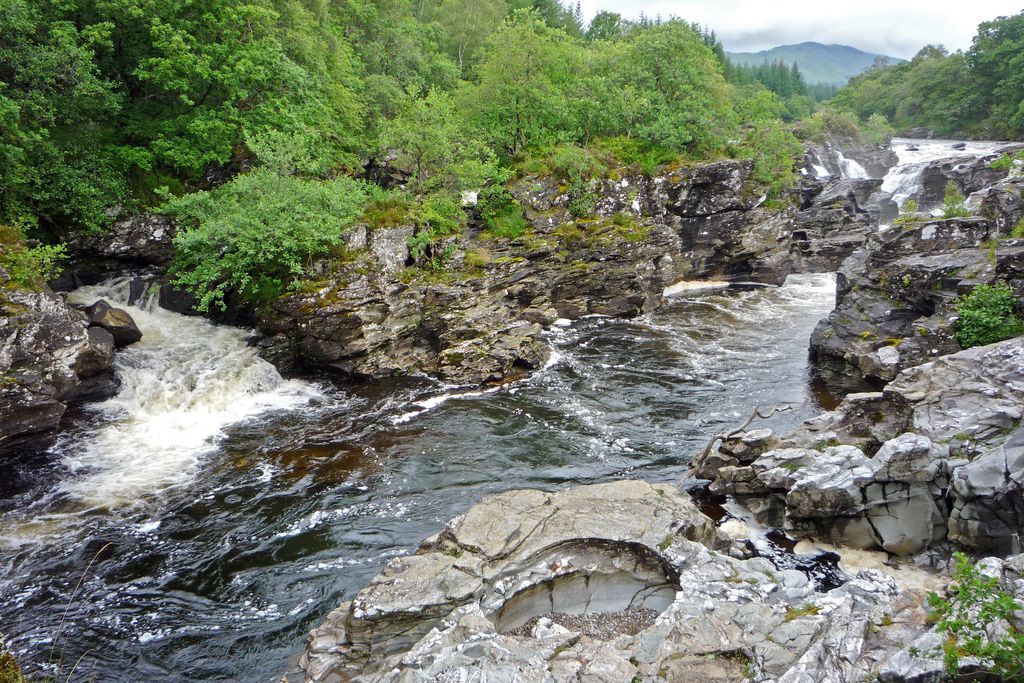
[834,151,868,179]
[59,278,321,508]
[881,138,1015,209]
[808,150,831,178]
[880,161,929,208]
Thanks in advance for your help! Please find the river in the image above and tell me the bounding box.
[0,273,837,681]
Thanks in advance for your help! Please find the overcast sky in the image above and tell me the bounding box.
[577,1,1024,59]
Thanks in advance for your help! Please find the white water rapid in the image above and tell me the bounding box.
[58,279,321,509]
[835,151,868,179]
[881,137,1012,208]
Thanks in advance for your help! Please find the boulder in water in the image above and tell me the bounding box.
[951,142,967,150]
[84,299,142,347]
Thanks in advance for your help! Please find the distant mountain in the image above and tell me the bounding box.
[726,42,903,86]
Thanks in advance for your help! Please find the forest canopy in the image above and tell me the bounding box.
[831,11,1024,139]
[0,0,811,308]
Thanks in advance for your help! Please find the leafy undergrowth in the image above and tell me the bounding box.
[954,283,1024,348]
[928,552,1024,679]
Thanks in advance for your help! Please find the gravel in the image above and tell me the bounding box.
[505,608,660,640]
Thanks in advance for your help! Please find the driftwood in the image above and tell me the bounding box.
[682,404,792,481]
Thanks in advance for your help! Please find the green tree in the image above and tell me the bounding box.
[379,88,498,192]
[586,11,623,41]
[165,170,369,311]
[464,10,582,156]
[434,0,506,72]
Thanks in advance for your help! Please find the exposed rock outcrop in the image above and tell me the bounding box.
[260,160,877,384]
[703,336,1024,556]
[291,480,940,683]
[810,213,1024,382]
[0,283,128,454]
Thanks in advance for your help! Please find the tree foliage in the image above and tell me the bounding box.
[1,0,810,302]
[831,11,1024,139]
[165,170,368,310]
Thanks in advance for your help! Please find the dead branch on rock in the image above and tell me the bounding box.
[683,404,793,481]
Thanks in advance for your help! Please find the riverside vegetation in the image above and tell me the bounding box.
[5,1,1024,681]
[2,0,870,313]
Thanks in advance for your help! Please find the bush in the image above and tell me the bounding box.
[737,119,803,200]
[955,283,1024,348]
[407,191,466,267]
[362,189,415,229]
[927,552,1024,679]
[478,186,527,239]
[592,137,677,176]
[566,176,598,218]
[1012,217,1024,239]
[943,181,970,219]
[165,170,369,311]
[989,151,1024,171]
[0,225,67,289]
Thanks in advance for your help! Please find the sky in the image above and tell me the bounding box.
[577,1,1024,59]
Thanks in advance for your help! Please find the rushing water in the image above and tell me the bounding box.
[881,137,1014,208]
[0,274,838,681]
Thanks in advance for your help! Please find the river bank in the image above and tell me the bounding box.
[2,136,1024,681]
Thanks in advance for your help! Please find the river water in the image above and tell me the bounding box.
[0,273,838,681]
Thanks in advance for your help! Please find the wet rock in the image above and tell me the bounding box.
[0,285,99,454]
[63,327,120,403]
[809,214,1024,381]
[293,480,933,683]
[84,299,142,347]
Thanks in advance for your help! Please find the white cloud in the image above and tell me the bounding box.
[576,1,1024,58]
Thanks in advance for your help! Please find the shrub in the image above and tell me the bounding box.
[363,189,415,229]
[1012,217,1024,239]
[478,186,528,239]
[519,144,610,182]
[863,113,894,145]
[737,119,803,200]
[565,175,599,218]
[592,137,677,176]
[894,199,922,226]
[165,170,369,311]
[464,249,491,268]
[1,243,67,290]
[943,181,970,219]
[989,151,1024,171]
[955,283,1024,348]
[407,191,466,267]
[927,552,1024,679]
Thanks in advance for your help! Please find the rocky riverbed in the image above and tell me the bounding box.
[6,137,1024,682]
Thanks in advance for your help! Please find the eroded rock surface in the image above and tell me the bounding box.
[290,480,945,683]
[261,160,876,384]
[810,214,1024,382]
[704,337,1024,556]
[0,284,124,454]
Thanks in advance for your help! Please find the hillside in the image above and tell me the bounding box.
[728,41,902,85]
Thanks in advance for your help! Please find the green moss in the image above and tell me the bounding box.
[784,603,820,622]
[813,438,841,451]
